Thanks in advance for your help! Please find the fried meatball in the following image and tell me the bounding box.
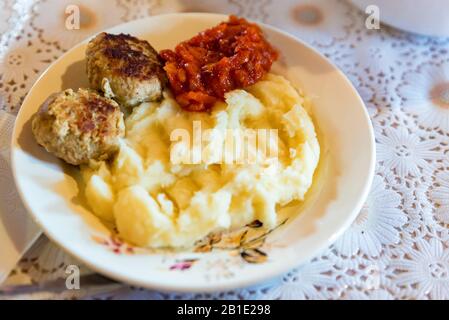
[86,32,167,108]
[32,88,125,165]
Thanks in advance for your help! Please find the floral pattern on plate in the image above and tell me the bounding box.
[92,219,288,270]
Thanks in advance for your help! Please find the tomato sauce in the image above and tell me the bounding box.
[160,15,279,111]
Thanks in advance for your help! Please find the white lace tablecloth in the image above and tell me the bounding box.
[1,0,449,300]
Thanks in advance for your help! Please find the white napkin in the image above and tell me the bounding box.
[0,110,41,284]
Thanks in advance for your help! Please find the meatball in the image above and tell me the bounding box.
[32,88,125,165]
[86,32,167,107]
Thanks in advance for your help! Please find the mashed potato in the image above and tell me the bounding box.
[81,74,320,248]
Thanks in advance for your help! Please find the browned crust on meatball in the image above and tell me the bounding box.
[86,33,167,107]
[99,33,166,81]
[78,95,117,133]
[32,89,125,166]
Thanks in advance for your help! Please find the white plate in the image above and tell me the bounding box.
[11,13,375,292]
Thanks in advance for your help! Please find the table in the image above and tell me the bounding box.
[1,0,448,300]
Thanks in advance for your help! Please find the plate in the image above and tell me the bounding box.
[11,13,375,292]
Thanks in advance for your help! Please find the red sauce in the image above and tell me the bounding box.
[160,15,279,111]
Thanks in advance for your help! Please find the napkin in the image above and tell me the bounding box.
[0,111,41,284]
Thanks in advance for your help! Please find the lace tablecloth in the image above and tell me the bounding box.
[1,0,449,300]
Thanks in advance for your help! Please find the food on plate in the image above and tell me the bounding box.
[31,16,320,249]
[160,15,278,111]
[32,88,125,165]
[81,74,320,248]
[86,32,167,108]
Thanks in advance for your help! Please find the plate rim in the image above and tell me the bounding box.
[11,12,376,293]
